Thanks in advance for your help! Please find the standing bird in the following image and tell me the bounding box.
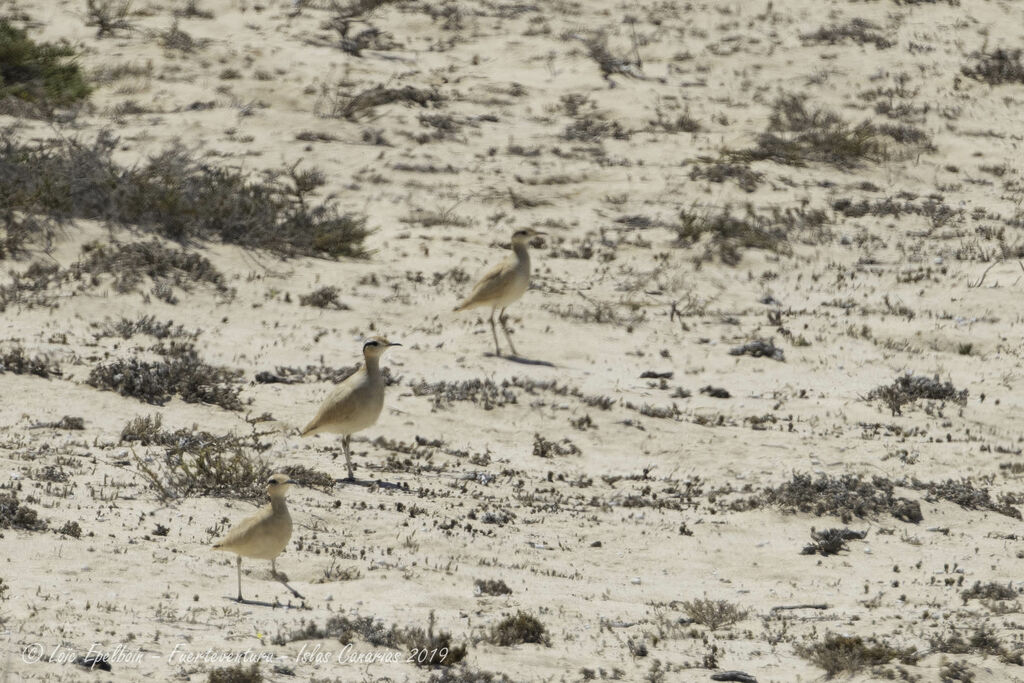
[212,473,303,602]
[454,228,545,357]
[300,337,400,480]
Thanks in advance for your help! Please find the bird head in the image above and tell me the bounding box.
[511,227,546,246]
[362,336,401,359]
[266,473,297,497]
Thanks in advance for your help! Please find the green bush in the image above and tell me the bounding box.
[0,20,90,108]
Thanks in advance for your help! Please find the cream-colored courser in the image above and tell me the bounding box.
[212,473,303,602]
[300,336,400,480]
[454,228,545,356]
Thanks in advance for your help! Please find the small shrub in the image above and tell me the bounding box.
[207,664,261,683]
[474,578,513,596]
[0,20,91,109]
[795,633,917,678]
[0,493,47,531]
[912,478,1020,519]
[84,0,135,39]
[532,433,581,458]
[676,204,828,265]
[681,599,749,630]
[962,47,1024,86]
[87,345,243,410]
[0,133,370,258]
[488,612,550,646]
[729,338,784,361]
[321,83,442,120]
[961,581,1017,603]
[73,240,227,296]
[280,464,335,492]
[299,286,349,309]
[0,345,57,378]
[58,521,82,538]
[273,612,467,667]
[688,159,762,193]
[802,19,894,49]
[736,94,885,168]
[866,373,967,416]
[756,472,923,523]
[132,429,271,501]
[801,528,867,556]
[427,667,514,683]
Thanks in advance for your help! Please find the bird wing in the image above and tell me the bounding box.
[455,257,516,311]
[213,504,272,550]
[301,371,368,436]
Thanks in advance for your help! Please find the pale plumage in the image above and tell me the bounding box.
[454,228,545,356]
[212,473,302,602]
[300,336,400,480]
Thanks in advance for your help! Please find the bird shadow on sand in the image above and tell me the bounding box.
[224,596,308,609]
[484,352,555,367]
[334,477,407,491]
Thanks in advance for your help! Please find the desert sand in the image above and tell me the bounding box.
[3,0,1024,681]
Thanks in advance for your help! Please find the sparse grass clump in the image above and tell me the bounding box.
[961,581,1017,603]
[688,159,762,193]
[427,667,514,683]
[0,492,47,531]
[299,286,349,309]
[207,663,261,683]
[802,18,894,49]
[72,240,227,297]
[280,464,335,492]
[474,578,513,596]
[84,0,135,39]
[532,433,581,458]
[88,344,243,410]
[676,204,828,265]
[321,83,442,120]
[913,478,1021,519]
[488,612,550,646]
[0,133,370,258]
[795,633,917,678]
[801,527,867,556]
[962,47,1024,86]
[866,373,967,415]
[128,419,272,501]
[756,472,923,523]
[94,315,196,340]
[736,94,885,168]
[274,612,467,667]
[0,20,91,111]
[57,520,82,538]
[0,345,58,378]
[929,624,1018,662]
[681,599,749,630]
[729,338,784,361]
[412,378,518,410]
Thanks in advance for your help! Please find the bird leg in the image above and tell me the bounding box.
[236,556,243,602]
[498,307,518,356]
[488,308,501,356]
[342,435,355,481]
[271,559,305,600]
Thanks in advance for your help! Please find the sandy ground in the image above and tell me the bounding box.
[3,0,1024,680]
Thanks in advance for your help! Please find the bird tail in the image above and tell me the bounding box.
[299,419,317,437]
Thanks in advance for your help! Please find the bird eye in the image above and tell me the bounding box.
[365,340,379,347]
